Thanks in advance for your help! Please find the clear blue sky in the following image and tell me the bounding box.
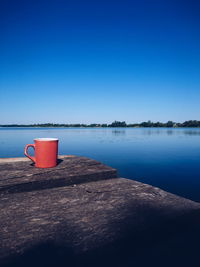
[0,0,200,124]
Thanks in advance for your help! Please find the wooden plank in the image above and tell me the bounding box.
[0,156,117,194]
[0,155,74,163]
[0,177,200,267]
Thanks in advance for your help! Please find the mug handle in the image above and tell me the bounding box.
[24,144,36,163]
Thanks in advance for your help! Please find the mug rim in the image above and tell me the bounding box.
[34,138,58,141]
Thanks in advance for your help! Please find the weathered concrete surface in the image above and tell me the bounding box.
[0,156,200,267]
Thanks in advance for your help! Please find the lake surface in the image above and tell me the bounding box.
[0,127,200,202]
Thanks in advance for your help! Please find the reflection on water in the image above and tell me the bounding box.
[112,130,126,136]
[142,128,200,136]
[183,130,200,136]
[0,127,200,202]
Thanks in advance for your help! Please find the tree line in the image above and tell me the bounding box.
[1,120,200,128]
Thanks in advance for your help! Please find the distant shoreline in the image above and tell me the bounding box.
[0,126,200,128]
[0,120,200,128]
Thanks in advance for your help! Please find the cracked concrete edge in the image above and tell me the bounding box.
[0,155,75,163]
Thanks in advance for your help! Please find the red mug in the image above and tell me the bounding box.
[24,138,58,168]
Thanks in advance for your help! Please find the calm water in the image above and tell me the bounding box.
[0,127,200,202]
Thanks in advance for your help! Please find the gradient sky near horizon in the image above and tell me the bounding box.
[0,0,200,124]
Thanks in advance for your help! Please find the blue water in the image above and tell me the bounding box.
[0,127,200,202]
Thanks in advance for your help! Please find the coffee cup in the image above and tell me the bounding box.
[24,138,58,168]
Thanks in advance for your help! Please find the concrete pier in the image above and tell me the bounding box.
[0,156,200,267]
